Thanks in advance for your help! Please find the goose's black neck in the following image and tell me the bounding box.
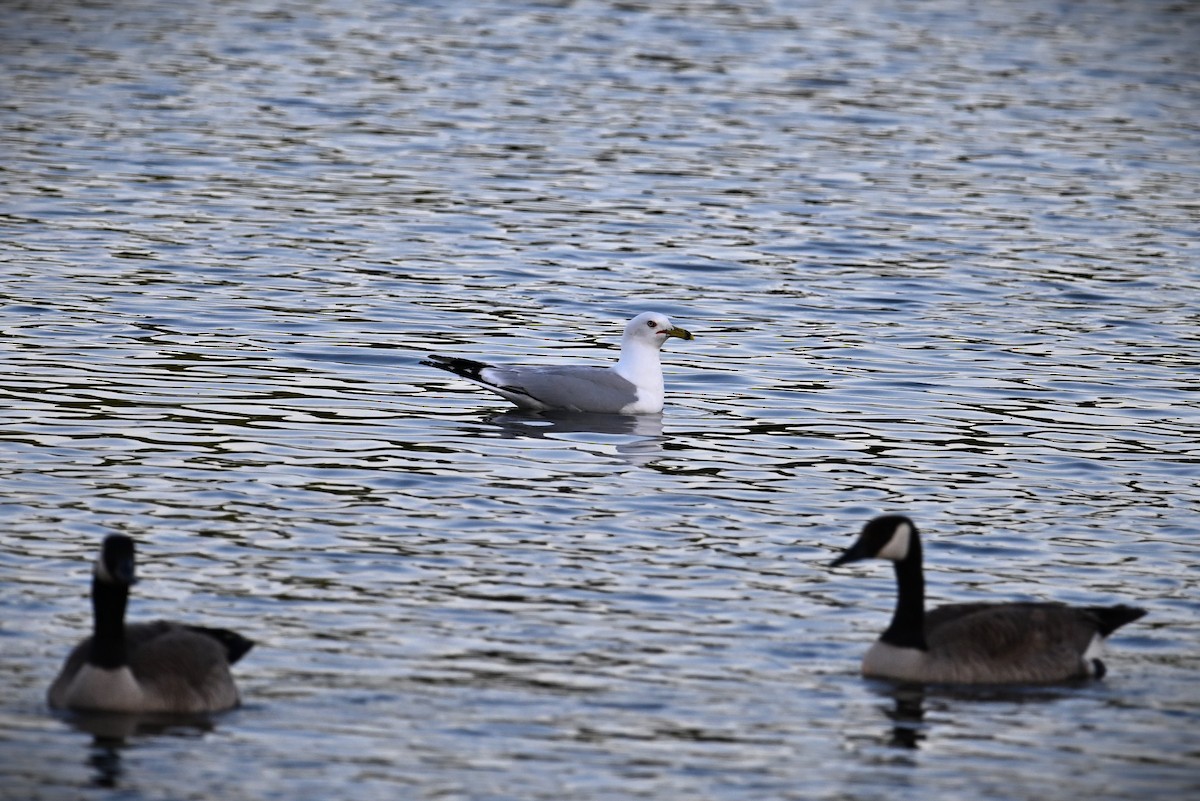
[880,532,928,650]
[89,575,129,669]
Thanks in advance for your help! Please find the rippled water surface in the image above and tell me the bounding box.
[2,0,1198,798]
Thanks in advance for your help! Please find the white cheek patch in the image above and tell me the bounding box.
[94,552,114,583]
[877,520,912,561]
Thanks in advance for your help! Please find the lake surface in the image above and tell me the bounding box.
[2,0,1198,798]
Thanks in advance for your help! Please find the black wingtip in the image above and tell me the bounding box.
[422,355,491,382]
[189,626,255,665]
[1092,604,1147,637]
[226,637,255,665]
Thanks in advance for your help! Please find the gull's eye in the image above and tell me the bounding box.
[646,320,658,329]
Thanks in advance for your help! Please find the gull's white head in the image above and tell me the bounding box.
[622,312,694,351]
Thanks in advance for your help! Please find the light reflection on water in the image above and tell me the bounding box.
[2,0,1199,798]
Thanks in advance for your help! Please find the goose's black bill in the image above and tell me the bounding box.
[830,540,872,568]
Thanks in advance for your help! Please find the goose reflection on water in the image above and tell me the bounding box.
[878,685,928,751]
[864,679,1105,757]
[57,711,216,788]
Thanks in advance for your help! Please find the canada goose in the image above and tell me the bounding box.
[829,515,1146,684]
[48,535,253,713]
[422,312,694,414]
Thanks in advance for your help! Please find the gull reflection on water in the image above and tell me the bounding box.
[483,410,666,467]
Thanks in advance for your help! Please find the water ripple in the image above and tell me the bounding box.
[3,0,1199,798]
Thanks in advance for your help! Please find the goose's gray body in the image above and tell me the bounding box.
[861,601,1142,684]
[48,536,253,714]
[831,515,1145,684]
[49,621,249,713]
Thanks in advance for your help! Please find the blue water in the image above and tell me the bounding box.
[2,0,1198,798]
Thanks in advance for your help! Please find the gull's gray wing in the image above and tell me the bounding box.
[486,365,639,413]
[422,355,641,412]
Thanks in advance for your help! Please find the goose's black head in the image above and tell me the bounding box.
[96,534,137,586]
[830,515,918,567]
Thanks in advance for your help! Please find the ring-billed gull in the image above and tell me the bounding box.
[422,312,693,414]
